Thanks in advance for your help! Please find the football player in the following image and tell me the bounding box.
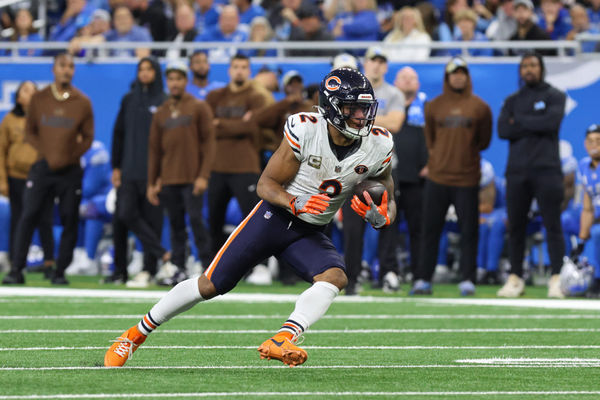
[104,68,396,368]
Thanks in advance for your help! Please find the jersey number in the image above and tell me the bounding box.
[299,114,318,124]
[371,127,389,137]
[319,179,342,197]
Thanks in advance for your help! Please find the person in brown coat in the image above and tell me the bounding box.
[147,60,216,285]
[205,53,267,255]
[0,81,55,275]
[3,53,94,285]
[410,56,492,296]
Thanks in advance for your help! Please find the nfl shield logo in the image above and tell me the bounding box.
[335,166,342,173]
[264,211,272,219]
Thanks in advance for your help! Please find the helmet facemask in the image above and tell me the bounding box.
[327,95,378,140]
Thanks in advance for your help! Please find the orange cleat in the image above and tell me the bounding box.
[257,334,307,367]
[104,325,147,367]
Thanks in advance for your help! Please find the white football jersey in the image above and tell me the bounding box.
[283,112,393,225]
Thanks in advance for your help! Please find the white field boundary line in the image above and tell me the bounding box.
[4,345,600,351]
[3,392,600,399]
[3,314,600,320]
[2,287,600,310]
[2,328,600,334]
[2,365,600,371]
[457,358,600,365]
[2,392,600,399]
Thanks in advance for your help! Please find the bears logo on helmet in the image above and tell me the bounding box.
[325,76,341,91]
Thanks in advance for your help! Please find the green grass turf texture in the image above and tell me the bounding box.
[1,273,600,400]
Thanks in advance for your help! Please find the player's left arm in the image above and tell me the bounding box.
[371,164,397,224]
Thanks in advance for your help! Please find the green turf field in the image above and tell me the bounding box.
[1,273,600,399]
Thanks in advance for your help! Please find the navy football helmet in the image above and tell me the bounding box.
[319,68,378,140]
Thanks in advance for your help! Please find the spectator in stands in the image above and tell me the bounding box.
[2,9,42,57]
[110,57,170,286]
[393,66,428,282]
[194,0,220,36]
[126,0,169,42]
[267,0,306,41]
[68,9,111,58]
[104,6,152,58]
[384,7,431,61]
[329,0,379,52]
[232,0,265,29]
[416,2,440,41]
[49,0,97,42]
[537,0,572,40]
[0,81,55,276]
[195,5,248,61]
[438,0,469,42]
[245,16,277,57]
[473,0,497,32]
[411,57,492,296]
[147,60,216,285]
[288,6,336,57]
[589,0,600,32]
[166,3,198,59]
[567,4,599,53]
[3,53,94,285]
[510,0,555,56]
[497,53,566,298]
[323,0,352,22]
[486,0,517,43]
[449,9,494,56]
[205,54,266,256]
[342,47,406,294]
[186,51,226,100]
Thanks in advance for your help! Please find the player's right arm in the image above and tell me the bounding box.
[579,191,594,241]
[257,138,329,215]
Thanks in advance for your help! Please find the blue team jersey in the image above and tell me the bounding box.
[579,157,600,218]
[80,141,112,200]
[186,80,226,100]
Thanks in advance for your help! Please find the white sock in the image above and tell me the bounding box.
[137,278,204,335]
[278,281,339,339]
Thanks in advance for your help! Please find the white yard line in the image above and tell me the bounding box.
[2,391,600,399]
[1,328,599,334]
[0,365,599,371]
[2,314,599,320]
[1,287,600,310]
[3,345,600,351]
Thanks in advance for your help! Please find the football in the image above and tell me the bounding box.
[353,180,386,205]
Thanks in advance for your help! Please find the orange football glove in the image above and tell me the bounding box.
[351,190,390,229]
[290,193,331,216]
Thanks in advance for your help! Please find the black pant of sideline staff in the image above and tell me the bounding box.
[418,179,479,283]
[160,184,212,270]
[381,181,424,279]
[8,177,55,265]
[208,172,260,256]
[7,160,83,284]
[505,172,565,276]
[113,180,164,279]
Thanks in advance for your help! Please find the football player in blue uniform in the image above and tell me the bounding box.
[104,68,396,368]
[572,124,600,296]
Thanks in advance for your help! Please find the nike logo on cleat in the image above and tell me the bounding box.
[271,339,284,346]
